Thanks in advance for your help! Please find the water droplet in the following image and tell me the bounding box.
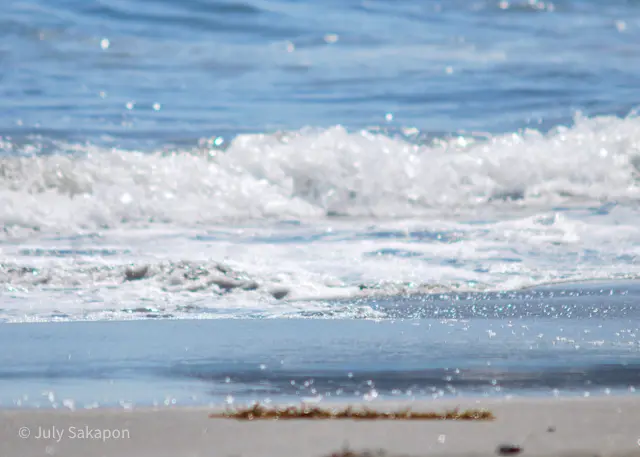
[120,193,133,205]
[385,113,393,121]
[153,103,161,111]
[324,34,339,44]
[100,38,110,50]
[364,389,378,401]
[120,401,133,410]
[126,101,135,110]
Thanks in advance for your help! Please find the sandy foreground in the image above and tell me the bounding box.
[2,396,640,457]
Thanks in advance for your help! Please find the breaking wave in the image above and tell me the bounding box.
[2,114,640,234]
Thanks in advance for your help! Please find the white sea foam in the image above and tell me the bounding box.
[1,113,639,233]
[2,114,640,321]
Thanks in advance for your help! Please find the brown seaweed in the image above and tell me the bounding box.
[209,403,494,421]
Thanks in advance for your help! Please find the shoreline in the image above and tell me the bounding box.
[3,392,638,412]
[4,277,640,325]
[2,396,640,456]
[2,388,639,412]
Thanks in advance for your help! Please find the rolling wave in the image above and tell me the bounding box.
[2,114,640,234]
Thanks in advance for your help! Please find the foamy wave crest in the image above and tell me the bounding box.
[2,114,640,232]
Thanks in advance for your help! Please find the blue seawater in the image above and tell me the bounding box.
[3,0,640,143]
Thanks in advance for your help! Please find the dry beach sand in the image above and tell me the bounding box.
[2,396,640,457]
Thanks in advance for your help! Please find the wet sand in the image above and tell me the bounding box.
[2,396,640,457]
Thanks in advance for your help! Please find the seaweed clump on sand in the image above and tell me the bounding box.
[209,403,494,421]
[327,450,387,457]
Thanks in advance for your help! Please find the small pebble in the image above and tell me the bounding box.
[547,425,556,432]
[497,444,522,455]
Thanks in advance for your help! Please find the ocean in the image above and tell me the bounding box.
[1,0,640,407]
